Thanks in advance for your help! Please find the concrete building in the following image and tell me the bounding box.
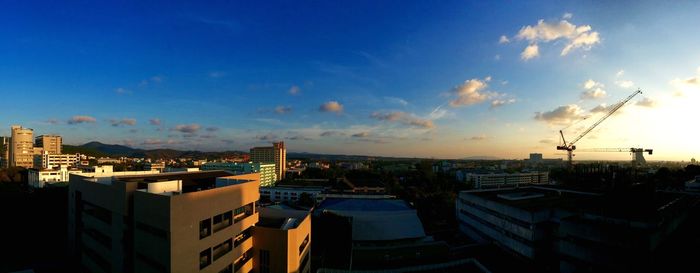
[28,165,83,188]
[145,162,166,172]
[69,169,312,273]
[260,185,326,203]
[250,142,286,181]
[529,153,543,162]
[34,151,79,169]
[202,162,277,187]
[0,136,8,168]
[254,207,311,273]
[35,134,62,154]
[459,171,549,189]
[456,186,700,272]
[9,125,34,168]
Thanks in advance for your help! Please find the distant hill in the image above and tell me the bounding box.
[287,152,426,161]
[62,142,247,160]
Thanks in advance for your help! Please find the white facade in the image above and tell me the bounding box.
[461,171,549,189]
[260,186,326,203]
[35,152,79,169]
[28,166,83,188]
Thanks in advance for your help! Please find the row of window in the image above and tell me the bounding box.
[200,227,253,270]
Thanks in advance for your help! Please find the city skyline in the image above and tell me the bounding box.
[2,1,699,160]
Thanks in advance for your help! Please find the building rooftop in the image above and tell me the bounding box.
[317,198,426,241]
[256,207,309,230]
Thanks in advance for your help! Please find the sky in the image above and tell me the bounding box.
[1,0,699,160]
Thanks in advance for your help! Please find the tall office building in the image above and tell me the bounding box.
[35,134,62,154]
[9,125,34,168]
[250,142,286,181]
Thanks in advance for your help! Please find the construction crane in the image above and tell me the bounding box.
[575,148,653,164]
[557,89,643,167]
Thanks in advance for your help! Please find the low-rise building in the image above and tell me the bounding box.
[260,185,327,203]
[34,152,79,169]
[457,171,549,189]
[254,207,312,273]
[28,166,83,188]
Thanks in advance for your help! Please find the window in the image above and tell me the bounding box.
[299,234,309,255]
[213,238,233,261]
[200,219,211,239]
[213,211,233,233]
[259,250,270,273]
[136,222,167,239]
[234,249,253,270]
[200,248,211,270]
[218,264,232,273]
[234,227,253,248]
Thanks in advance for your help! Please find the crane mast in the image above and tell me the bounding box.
[557,89,642,167]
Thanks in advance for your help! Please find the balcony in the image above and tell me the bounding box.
[234,250,253,273]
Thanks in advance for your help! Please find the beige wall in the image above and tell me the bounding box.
[253,208,311,273]
[10,125,34,168]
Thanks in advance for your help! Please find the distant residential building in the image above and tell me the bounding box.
[529,153,543,162]
[145,162,166,172]
[457,171,548,189]
[202,162,277,187]
[250,141,286,181]
[35,134,62,154]
[260,185,326,203]
[97,157,120,164]
[28,165,82,188]
[9,125,34,168]
[34,151,79,169]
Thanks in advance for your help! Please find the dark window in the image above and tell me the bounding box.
[234,227,253,248]
[200,248,211,270]
[200,219,211,239]
[218,264,232,273]
[136,222,167,239]
[213,211,233,233]
[259,250,270,273]
[299,234,309,255]
[299,250,310,272]
[84,228,112,249]
[135,252,167,273]
[82,201,112,224]
[234,249,253,271]
[83,245,111,273]
[213,238,233,261]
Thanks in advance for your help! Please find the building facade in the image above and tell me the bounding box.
[250,142,286,181]
[68,170,312,273]
[461,172,549,189]
[35,152,79,169]
[0,136,8,168]
[28,165,83,188]
[9,125,34,168]
[35,134,62,154]
[202,162,277,187]
[254,207,311,273]
[260,186,326,203]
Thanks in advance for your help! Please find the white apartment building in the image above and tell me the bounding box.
[34,152,79,169]
[460,171,549,189]
[28,165,84,188]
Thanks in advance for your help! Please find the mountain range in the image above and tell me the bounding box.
[62,142,247,160]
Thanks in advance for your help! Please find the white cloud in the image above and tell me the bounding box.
[499,35,510,44]
[580,79,606,99]
[449,77,497,107]
[110,118,137,127]
[515,19,600,59]
[275,106,292,114]
[670,66,700,95]
[384,96,409,106]
[562,12,573,19]
[288,85,301,95]
[115,88,130,95]
[428,105,448,120]
[616,70,625,77]
[172,124,201,133]
[636,97,657,108]
[319,101,344,113]
[494,54,501,61]
[521,44,539,60]
[490,98,516,109]
[615,80,634,88]
[149,118,161,125]
[534,104,586,125]
[370,111,435,129]
[209,71,226,78]
[68,115,97,125]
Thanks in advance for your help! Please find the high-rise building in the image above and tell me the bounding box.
[0,136,9,168]
[35,134,62,154]
[529,153,543,162]
[250,141,286,181]
[68,170,311,273]
[201,162,277,187]
[9,125,34,168]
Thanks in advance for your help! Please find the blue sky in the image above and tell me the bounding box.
[1,1,699,160]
